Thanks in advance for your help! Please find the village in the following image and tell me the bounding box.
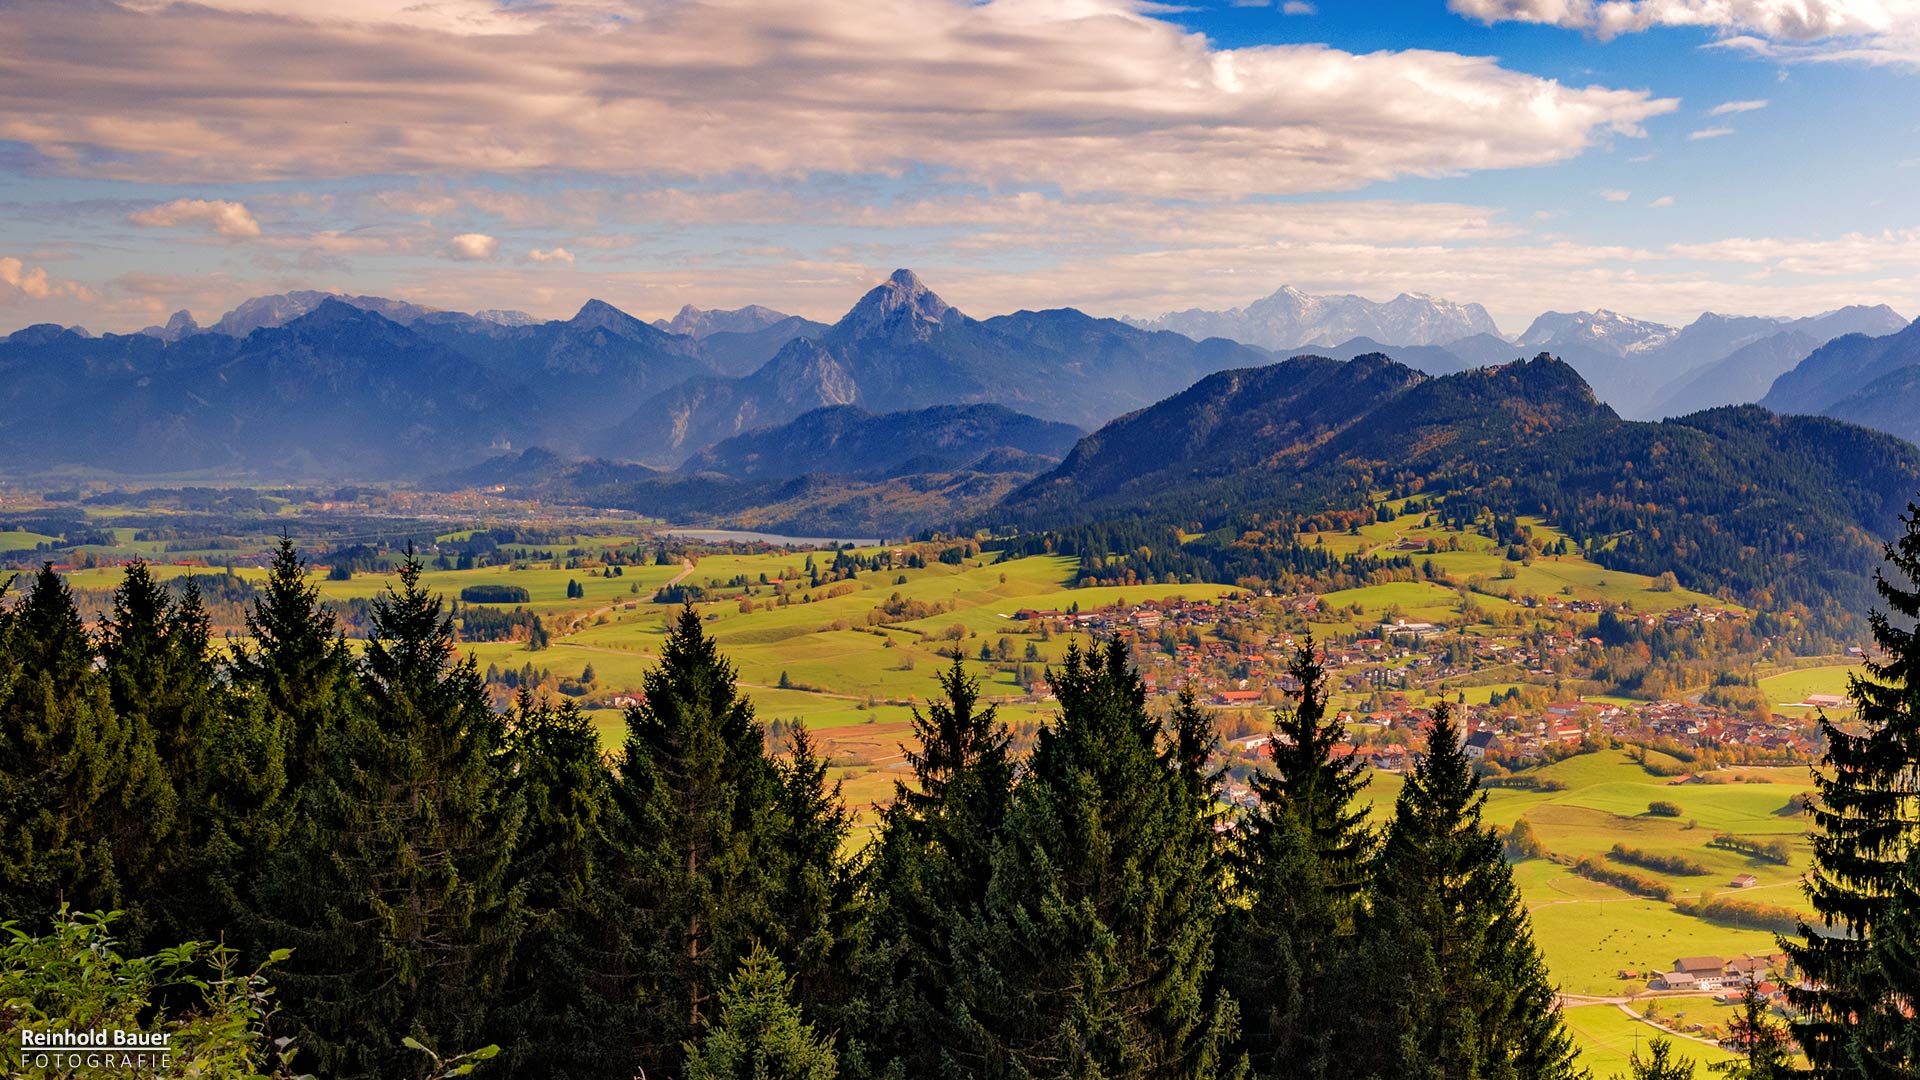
[1014,590,1835,775]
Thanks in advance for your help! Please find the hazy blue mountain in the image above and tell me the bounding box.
[682,403,1081,480]
[207,290,448,336]
[652,303,798,337]
[1760,317,1920,416]
[1517,306,1908,418]
[1646,308,1907,417]
[1131,285,1500,349]
[596,269,1272,464]
[1441,333,1524,367]
[1649,330,1820,418]
[406,298,715,434]
[0,300,526,477]
[1824,365,1920,446]
[695,315,832,377]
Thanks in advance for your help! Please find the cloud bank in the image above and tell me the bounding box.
[128,198,262,238]
[0,0,1674,198]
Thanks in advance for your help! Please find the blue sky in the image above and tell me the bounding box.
[1,0,1916,335]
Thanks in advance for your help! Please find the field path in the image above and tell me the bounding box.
[1609,1002,1732,1053]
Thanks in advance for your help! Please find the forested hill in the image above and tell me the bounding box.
[996,353,1920,617]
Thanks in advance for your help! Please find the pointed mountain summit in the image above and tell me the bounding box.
[568,297,658,337]
[137,309,200,342]
[830,268,960,344]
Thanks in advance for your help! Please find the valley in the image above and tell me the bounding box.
[2,481,1861,1073]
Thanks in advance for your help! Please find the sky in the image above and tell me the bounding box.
[2,0,1918,336]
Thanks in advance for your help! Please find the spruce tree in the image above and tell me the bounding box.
[258,547,522,1079]
[99,564,246,943]
[768,721,858,1021]
[1362,702,1579,1080]
[1708,984,1794,1080]
[0,564,171,940]
[859,656,1014,1076]
[497,688,630,1080]
[1629,1038,1696,1080]
[950,641,1243,1078]
[1223,637,1373,1077]
[613,603,782,1078]
[231,535,355,795]
[1786,507,1920,1078]
[686,946,841,1080]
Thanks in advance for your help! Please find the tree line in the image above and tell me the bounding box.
[0,539,1578,1079]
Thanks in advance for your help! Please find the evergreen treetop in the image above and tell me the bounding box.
[1786,506,1920,1078]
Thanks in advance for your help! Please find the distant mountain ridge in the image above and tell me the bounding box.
[1510,306,1907,418]
[597,270,1275,464]
[653,304,806,338]
[1129,285,1500,350]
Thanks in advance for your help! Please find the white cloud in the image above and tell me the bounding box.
[127,197,262,238]
[1649,195,1675,206]
[1709,98,1769,115]
[0,256,95,304]
[446,233,498,260]
[1282,1,1317,13]
[527,247,576,264]
[1600,189,1632,201]
[1690,126,1736,140]
[1451,0,1920,65]
[1449,0,1916,41]
[0,0,1676,199]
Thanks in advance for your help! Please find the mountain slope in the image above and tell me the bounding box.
[1001,353,1919,615]
[683,404,1081,480]
[1761,318,1920,416]
[1648,306,1909,417]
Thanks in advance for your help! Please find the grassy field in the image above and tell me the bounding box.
[0,530,57,553]
[1298,513,1730,614]
[1562,1003,1739,1077]
[1760,664,1862,711]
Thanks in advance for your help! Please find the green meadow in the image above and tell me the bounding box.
[1562,1003,1739,1077]
[1759,663,1862,710]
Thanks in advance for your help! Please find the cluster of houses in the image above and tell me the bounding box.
[1644,953,1787,1002]
[1034,594,1828,765]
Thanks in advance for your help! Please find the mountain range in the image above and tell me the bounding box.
[1123,290,1906,420]
[8,272,1918,504]
[0,271,1267,479]
[591,270,1271,463]
[1129,285,1501,351]
[1507,306,1908,418]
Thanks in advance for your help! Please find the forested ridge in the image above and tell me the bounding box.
[990,355,1920,623]
[0,543,1575,1080]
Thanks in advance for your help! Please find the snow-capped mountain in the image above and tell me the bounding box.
[1515,309,1679,357]
[1129,285,1501,350]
